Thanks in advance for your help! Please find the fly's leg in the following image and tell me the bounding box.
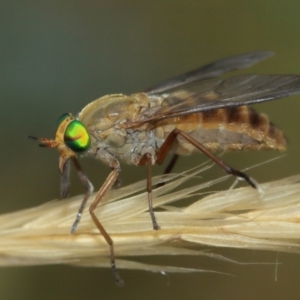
[89,166,124,286]
[157,129,257,189]
[162,153,179,175]
[70,157,94,234]
[71,158,124,286]
[156,153,179,188]
[111,167,122,189]
[139,153,160,230]
[60,157,71,198]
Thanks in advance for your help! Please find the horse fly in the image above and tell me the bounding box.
[29,51,300,285]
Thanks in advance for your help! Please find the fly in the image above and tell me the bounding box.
[29,51,300,285]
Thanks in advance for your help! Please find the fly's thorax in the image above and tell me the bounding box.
[87,127,128,152]
[78,93,150,151]
[91,125,158,166]
[78,93,149,131]
[124,127,158,165]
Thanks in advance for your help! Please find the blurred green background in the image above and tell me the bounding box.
[1,1,300,299]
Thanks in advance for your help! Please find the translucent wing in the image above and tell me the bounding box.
[125,74,300,128]
[144,51,274,94]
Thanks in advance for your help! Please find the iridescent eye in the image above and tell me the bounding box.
[64,120,91,153]
[57,113,71,126]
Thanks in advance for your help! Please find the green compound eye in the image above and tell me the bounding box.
[57,113,71,126]
[64,120,91,153]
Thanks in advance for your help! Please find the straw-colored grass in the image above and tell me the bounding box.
[1,162,300,275]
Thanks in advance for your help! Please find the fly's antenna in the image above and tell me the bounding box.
[28,135,59,148]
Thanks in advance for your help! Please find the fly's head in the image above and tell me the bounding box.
[29,113,91,196]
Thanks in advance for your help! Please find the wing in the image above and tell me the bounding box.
[144,51,274,94]
[124,74,300,128]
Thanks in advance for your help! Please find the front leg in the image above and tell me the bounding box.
[89,165,124,286]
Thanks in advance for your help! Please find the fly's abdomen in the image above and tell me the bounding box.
[154,106,287,155]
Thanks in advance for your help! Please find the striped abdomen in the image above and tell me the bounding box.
[154,106,287,155]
